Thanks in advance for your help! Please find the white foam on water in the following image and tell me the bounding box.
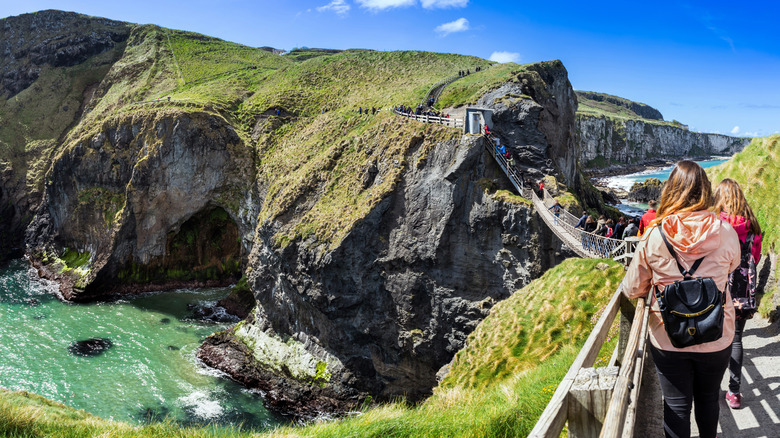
[178,390,224,420]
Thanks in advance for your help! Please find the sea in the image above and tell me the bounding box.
[597,158,730,217]
[0,259,280,430]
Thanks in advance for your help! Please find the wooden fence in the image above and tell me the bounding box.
[529,286,650,437]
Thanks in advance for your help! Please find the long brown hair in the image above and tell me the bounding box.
[652,160,713,225]
[713,178,762,235]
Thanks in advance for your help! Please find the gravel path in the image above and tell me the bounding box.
[701,316,780,438]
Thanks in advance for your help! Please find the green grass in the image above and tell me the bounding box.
[442,258,625,389]
[0,259,625,438]
[707,135,780,319]
[576,91,685,128]
[707,135,780,254]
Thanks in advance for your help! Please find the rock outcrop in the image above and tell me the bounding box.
[0,10,129,98]
[627,178,663,203]
[578,115,750,170]
[198,61,582,417]
[26,112,257,300]
[199,133,570,417]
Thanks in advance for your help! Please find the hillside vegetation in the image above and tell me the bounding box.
[2,18,512,252]
[707,135,780,317]
[0,259,625,437]
[576,90,685,127]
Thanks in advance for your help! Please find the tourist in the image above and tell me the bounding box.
[581,215,596,252]
[623,217,639,238]
[548,200,562,225]
[605,219,614,238]
[613,216,627,240]
[639,200,658,235]
[575,211,588,229]
[594,215,607,236]
[713,178,763,410]
[505,150,516,168]
[584,215,597,232]
[359,107,363,115]
[622,160,740,438]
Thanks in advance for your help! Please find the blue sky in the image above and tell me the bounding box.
[4,0,780,137]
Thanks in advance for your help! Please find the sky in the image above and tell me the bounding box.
[3,0,779,137]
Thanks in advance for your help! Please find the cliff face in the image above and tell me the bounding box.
[199,134,568,417]
[198,62,581,417]
[26,111,257,300]
[578,115,751,169]
[0,10,130,264]
[3,10,584,419]
[479,61,579,188]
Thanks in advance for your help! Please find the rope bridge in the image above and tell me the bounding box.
[482,138,635,261]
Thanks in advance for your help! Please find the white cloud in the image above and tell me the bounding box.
[317,0,351,15]
[730,126,740,134]
[435,18,469,36]
[744,131,758,137]
[421,0,469,8]
[489,51,521,63]
[356,0,416,10]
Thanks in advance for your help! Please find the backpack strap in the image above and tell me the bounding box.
[744,233,755,253]
[658,227,705,279]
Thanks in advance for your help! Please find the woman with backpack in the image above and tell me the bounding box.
[713,178,763,409]
[622,161,740,438]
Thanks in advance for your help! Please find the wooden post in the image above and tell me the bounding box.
[568,366,619,437]
[614,294,635,367]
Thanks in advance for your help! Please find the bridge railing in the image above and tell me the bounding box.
[537,189,637,262]
[529,285,650,438]
[393,109,463,128]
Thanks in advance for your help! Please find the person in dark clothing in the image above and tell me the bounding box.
[613,216,627,240]
[575,211,588,229]
[622,217,639,238]
[584,216,597,233]
[580,215,596,251]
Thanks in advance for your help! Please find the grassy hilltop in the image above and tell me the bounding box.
[0,259,626,437]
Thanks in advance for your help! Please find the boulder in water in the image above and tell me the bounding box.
[68,338,113,356]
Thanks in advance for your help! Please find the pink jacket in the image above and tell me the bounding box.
[719,212,762,262]
[622,210,741,352]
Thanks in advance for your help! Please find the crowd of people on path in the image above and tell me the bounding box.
[393,104,450,120]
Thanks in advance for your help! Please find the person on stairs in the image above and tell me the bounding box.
[713,178,763,410]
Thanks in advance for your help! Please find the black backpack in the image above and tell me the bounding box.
[729,234,758,320]
[654,228,725,348]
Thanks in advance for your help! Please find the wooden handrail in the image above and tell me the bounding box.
[529,285,649,438]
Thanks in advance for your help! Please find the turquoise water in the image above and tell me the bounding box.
[0,259,279,430]
[602,158,729,192]
[601,158,729,217]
